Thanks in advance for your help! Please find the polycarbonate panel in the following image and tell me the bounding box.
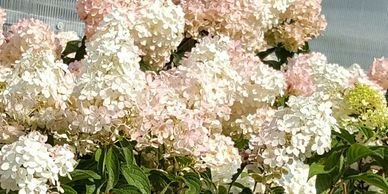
[0,0,84,36]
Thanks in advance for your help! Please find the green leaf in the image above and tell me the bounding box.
[234,138,250,150]
[121,164,151,194]
[315,174,334,194]
[62,40,81,56]
[268,186,285,194]
[347,144,379,165]
[105,147,120,192]
[239,188,253,194]
[95,148,105,174]
[263,60,282,70]
[217,185,228,194]
[62,169,101,184]
[149,169,173,192]
[359,126,375,140]
[256,47,276,60]
[111,186,142,194]
[85,184,96,194]
[308,163,332,179]
[334,128,356,144]
[121,145,134,166]
[348,173,388,192]
[181,172,201,194]
[62,185,78,194]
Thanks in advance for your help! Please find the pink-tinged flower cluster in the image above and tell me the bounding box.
[76,0,134,38]
[77,0,185,70]
[134,72,211,155]
[265,0,327,51]
[368,57,388,89]
[68,60,85,78]
[181,0,295,52]
[0,7,6,46]
[285,62,315,96]
[0,19,56,67]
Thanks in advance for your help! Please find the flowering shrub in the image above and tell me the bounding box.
[0,1,387,194]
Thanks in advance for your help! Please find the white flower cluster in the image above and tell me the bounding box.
[195,134,242,185]
[128,0,185,69]
[65,10,145,152]
[0,132,76,194]
[0,48,74,128]
[253,92,337,168]
[178,36,244,121]
[275,160,316,194]
[260,0,295,29]
[288,52,352,98]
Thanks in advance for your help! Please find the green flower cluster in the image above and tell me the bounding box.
[344,84,388,130]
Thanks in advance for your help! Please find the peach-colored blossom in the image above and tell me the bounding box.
[68,60,85,78]
[0,7,6,46]
[265,0,327,51]
[76,0,135,38]
[368,57,388,89]
[0,19,56,67]
[181,0,294,52]
[285,62,315,96]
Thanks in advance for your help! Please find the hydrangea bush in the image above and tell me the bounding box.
[0,1,387,194]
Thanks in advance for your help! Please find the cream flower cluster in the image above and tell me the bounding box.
[77,0,185,69]
[0,7,6,45]
[76,0,134,38]
[266,0,327,51]
[181,0,294,52]
[0,19,57,66]
[0,48,74,128]
[194,134,242,185]
[275,160,316,194]
[64,10,145,153]
[127,0,185,69]
[285,52,352,99]
[0,132,76,194]
[178,36,244,121]
[252,92,337,168]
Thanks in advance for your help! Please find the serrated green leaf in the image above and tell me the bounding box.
[121,146,134,166]
[181,172,201,194]
[111,186,142,194]
[308,163,332,179]
[348,173,388,192]
[85,184,96,194]
[62,170,101,184]
[315,174,334,194]
[347,144,380,165]
[105,147,120,192]
[269,186,285,194]
[334,128,356,144]
[121,164,151,194]
[359,126,375,140]
[62,185,78,194]
[239,188,253,194]
[217,185,228,194]
[149,169,173,192]
[62,40,81,56]
[95,148,105,174]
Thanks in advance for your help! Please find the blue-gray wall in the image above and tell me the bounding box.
[310,0,388,68]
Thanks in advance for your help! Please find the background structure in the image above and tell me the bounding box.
[0,0,84,36]
[310,0,388,68]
